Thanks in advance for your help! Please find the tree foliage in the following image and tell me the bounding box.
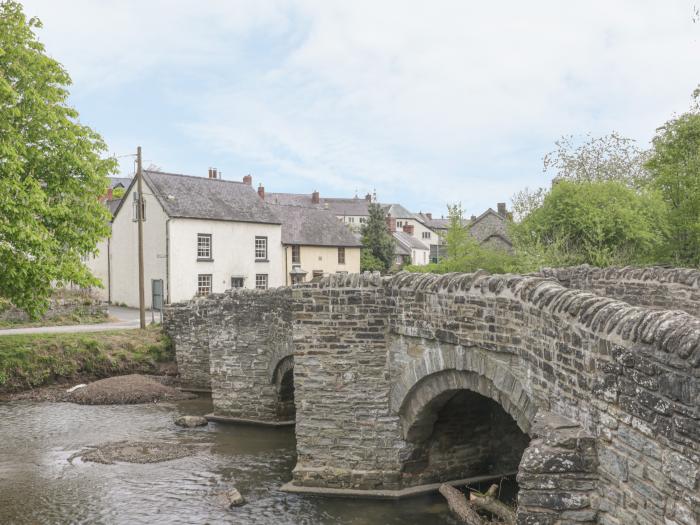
[511,180,668,267]
[645,111,700,266]
[406,203,521,274]
[512,132,649,221]
[0,1,115,316]
[360,202,395,272]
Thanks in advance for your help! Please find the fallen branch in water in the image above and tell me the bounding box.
[469,484,516,525]
[439,483,486,525]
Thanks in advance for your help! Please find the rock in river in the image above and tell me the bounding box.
[175,415,208,428]
[215,488,246,508]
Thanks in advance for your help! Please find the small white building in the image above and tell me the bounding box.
[109,170,284,308]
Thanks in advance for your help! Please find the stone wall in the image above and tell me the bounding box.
[163,298,211,390]
[165,269,699,524]
[291,271,698,523]
[0,289,107,324]
[206,288,294,422]
[539,265,700,318]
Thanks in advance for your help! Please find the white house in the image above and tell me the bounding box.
[109,169,284,308]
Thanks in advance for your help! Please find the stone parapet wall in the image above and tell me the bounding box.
[538,265,700,318]
[207,288,294,421]
[163,298,211,390]
[0,289,107,324]
[290,274,404,489]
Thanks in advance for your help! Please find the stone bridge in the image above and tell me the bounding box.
[164,266,699,525]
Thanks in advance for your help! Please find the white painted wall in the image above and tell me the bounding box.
[110,181,169,308]
[84,237,110,301]
[410,247,430,266]
[168,218,284,301]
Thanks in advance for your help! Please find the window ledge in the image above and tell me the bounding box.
[255,259,269,263]
[197,258,214,262]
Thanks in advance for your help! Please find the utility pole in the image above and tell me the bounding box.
[136,146,146,329]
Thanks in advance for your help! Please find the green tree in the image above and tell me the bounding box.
[0,1,115,317]
[512,132,649,221]
[511,180,668,267]
[645,111,700,266]
[406,203,521,274]
[360,202,395,272]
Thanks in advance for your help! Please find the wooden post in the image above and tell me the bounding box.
[136,146,146,329]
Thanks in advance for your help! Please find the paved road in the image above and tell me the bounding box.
[0,306,162,336]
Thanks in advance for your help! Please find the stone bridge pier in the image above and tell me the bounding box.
[165,268,700,525]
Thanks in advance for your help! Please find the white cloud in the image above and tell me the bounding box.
[21,0,700,212]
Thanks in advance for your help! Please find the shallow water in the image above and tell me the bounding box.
[0,395,456,524]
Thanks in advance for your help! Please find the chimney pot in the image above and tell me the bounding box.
[243,174,252,185]
[311,190,320,204]
[403,223,414,235]
[258,184,265,200]
[386,215,396,233]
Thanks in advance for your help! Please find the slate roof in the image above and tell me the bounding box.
[110,176,133,189]
[270,204,361,247]
[267,193,374,216]
[123,170,281,224]
[393,231,429,252]
[382,203,415,219]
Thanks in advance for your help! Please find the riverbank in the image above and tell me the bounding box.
[0,326,174,395]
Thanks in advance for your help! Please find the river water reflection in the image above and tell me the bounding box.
[0,395,455,524]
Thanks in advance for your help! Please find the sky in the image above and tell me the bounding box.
[20,0,700,216]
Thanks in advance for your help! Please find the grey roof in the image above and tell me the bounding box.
[267,193,374,216]
[393,231,429,251]
[119,170,281,224]
[267,192,421,220]
[110,176,133,189]
[270,204,361,247]
[382,203,415,219]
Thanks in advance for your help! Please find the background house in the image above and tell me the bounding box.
[269,204,362,284]
[109,169,284,307]
[387,217,430,266]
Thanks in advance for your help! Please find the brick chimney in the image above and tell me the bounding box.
[386,215,396,232]
[257,184,265,200]
[497,202,507,217]
[402,223,414,235]
[425,212,432,220]
[243,174,252,185]
[311,190,320,204]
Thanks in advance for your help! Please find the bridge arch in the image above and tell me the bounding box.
[271,355,295,421]
[392,344,538,487]
[391,344,539,435]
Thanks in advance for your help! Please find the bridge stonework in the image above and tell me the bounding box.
[164,268,700,525]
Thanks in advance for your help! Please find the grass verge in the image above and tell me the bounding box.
[0,326,173,393]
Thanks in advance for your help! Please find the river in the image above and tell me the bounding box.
[0,395,457,524]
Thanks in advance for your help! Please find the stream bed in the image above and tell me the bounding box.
[0,395,455,524]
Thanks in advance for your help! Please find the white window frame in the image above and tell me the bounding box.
[197,274,212,296]
[291,245,301,264]
[197,233,212,260]
[255,273,268,290]
[255,236,268,261]
[338,247,345,264]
